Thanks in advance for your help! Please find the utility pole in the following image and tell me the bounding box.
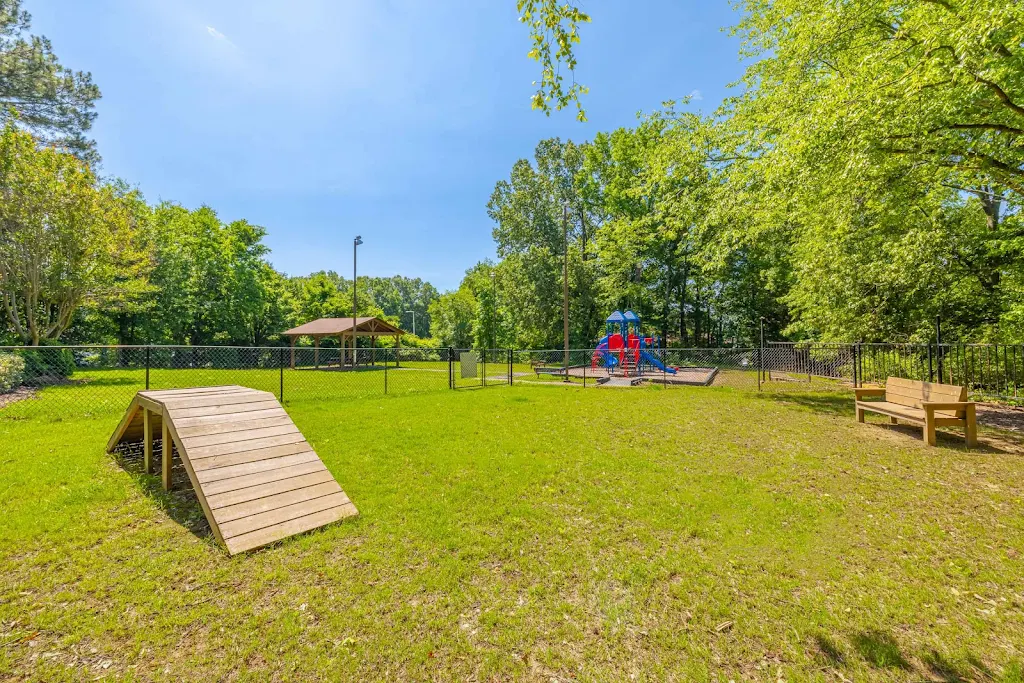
[405,310,416,336]
[353,235,362,366]
[490,271,497,349]
[563,203,570,379]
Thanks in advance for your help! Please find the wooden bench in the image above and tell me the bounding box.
[854,377,977,447]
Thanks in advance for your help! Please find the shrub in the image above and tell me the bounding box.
[21,346,76,384]
[0,352,25,393]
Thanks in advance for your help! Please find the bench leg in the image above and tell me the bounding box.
[924,414,937,447]
[856,407,865,423]
[965,404,977,448]
[889,416,898,425]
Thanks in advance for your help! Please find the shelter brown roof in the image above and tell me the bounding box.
[281,317,405,337]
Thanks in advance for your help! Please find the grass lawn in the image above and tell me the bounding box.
[2,384,1023,681]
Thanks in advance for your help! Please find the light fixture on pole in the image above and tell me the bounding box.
[352,236,362,366]
[405,310,416,336]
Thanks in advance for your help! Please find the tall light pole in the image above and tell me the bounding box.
[490,271,496,349]
[352,235,362,366]
[405,310,416,336]
[562,203,570,379]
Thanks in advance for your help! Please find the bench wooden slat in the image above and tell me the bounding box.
[856,377,976,447]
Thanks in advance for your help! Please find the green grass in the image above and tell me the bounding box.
[2,385,1023,681]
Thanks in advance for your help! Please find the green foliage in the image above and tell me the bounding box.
[0,0,101,162]
[0,124,137,345]
[517,0,590,121]
[19,345,74,382]
[0,350,24,392]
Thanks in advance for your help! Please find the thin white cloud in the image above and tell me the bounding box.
[688,89,703,101]
[206,25,237,48]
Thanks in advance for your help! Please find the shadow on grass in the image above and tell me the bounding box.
[851,630,911,670]
[812,633,846,666]
[756,391,1022,454]
[755,391,853,417]
[111,440,212,543]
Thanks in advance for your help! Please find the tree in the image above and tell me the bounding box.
[0,124,131,344]
[0,0,100,162]
[428,287,477,348]
[488,138,603,348]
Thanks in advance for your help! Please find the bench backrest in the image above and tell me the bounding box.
[885,377,967,417]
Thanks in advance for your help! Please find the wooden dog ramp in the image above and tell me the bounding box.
[107,385,357,555]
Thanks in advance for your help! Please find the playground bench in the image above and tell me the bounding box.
[854,376,977,447]
[534,366,565,377]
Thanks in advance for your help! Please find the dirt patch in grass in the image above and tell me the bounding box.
[0,386,36,410]
[977,402,1024,433]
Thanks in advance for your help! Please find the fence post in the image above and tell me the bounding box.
[852,343,859,388]
[384,347,388,395]
[145,345,150,391]
[279,347,284,402]
[508,349,513,385]
[935,315,943,382]
[449,347,454,389]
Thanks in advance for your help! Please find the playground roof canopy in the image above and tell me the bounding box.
[623,310,640,322]
[282,317,405,340]
[606,310,626,323]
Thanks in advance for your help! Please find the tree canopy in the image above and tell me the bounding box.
[0,0,100,162]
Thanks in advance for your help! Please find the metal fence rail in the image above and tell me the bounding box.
[2,341,1022,419]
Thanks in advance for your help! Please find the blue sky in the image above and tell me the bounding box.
[31,1,747,291]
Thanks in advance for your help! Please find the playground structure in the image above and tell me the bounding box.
[107,386,358,555]
[592,310,679,378]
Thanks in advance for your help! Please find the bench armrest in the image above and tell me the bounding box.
[854,388,886,400]
[922,401,974,412]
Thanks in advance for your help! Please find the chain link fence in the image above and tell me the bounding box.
[3,341,1022,419]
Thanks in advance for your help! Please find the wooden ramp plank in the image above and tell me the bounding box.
[195,451,322,484]
[189,442,315,472]
[175,415,296,439]
[201,460,329,496]
[224,503,358,555]
[107,386,358,555]
[206,470,337,509]
[212,480,344,523]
